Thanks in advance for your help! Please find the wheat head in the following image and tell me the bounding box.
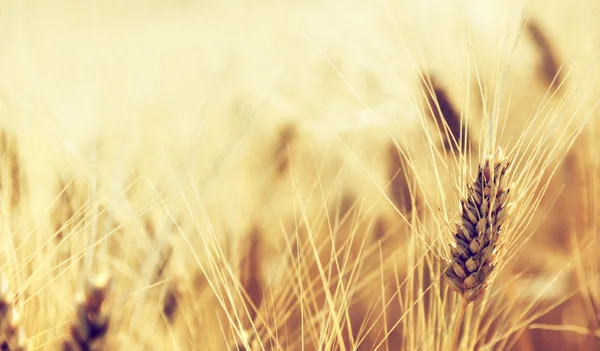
[62,273,111,351]
[444,148,511,304]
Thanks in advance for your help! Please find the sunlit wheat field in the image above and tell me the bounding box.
[0,0,598,350]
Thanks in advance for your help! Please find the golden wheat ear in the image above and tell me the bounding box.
[444,148,511,351]
[62,273,111,351]
[445,147,510,303]
[0,276,29,351]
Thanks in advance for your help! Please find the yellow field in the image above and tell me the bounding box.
[0,0,598,350]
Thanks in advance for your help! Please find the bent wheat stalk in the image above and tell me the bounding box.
[445,148,511,350]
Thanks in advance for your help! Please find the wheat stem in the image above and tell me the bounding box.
[451,300,467,351]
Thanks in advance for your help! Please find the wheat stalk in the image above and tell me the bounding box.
[445,148,511,350]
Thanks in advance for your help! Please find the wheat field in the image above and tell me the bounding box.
[0,0,598,350]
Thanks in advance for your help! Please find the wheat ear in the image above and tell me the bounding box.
[0,275,29,351]
[63,273,111,351]
[445,148,510,349]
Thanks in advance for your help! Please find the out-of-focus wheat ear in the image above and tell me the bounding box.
[526,19,563,92]
[7,137,22,210]
[233,226,264,350]
[51,177,75,242]
[143,215,156,240]
[151,241,173,285]
[445,148,511,350]
[0,130,4,194]
[421,75,471,153]
[387,143,421,218]
[63,273,111,351]
[0,130,24,214]
[0,276,29,351]
[162,279,181,325]
[273,123,297,177]
[240,227,264,323]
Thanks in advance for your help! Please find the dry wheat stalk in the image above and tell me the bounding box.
[445,148,510,350]
[230,329,260,351]
[0,275,29,351]
[63,273,111,351]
